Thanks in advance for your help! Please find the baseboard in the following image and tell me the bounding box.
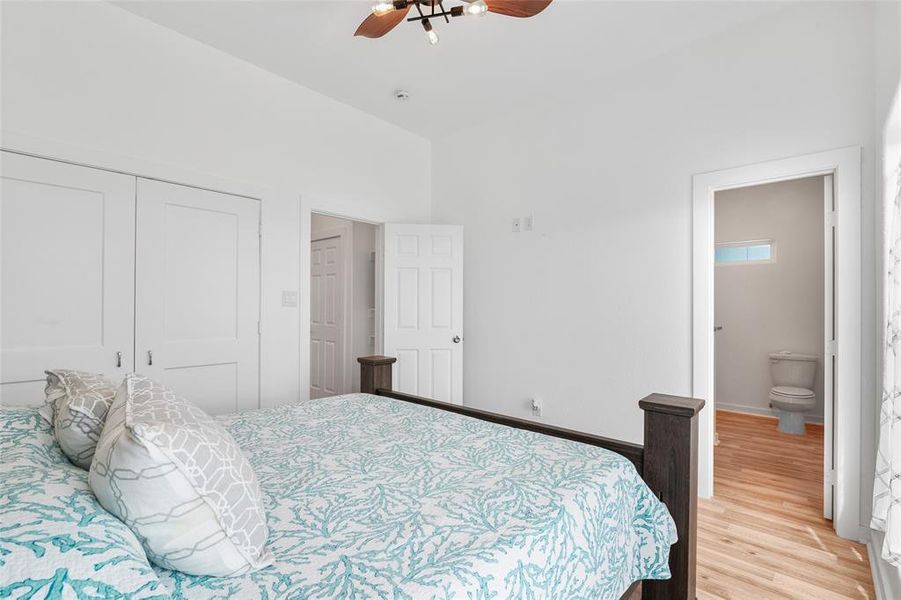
[869,530,901,600]
[715,402,824,424]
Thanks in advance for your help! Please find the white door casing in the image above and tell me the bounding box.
[135,178,260,415]
[383,224,463,405]
[824,174,835,520]
[310,233,346,398]
[692,147,861,541]
[0,151,135,405]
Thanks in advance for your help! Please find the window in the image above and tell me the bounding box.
[715,240,775,265]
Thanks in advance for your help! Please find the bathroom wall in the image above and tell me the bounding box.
[714,176,825,421]
[310,214,377,395]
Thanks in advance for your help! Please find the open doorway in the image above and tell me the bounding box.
[309,213,377,398]
[692,146,861,541]
[713,175,828,515]
[698,170,874,594]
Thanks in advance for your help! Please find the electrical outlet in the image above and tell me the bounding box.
[530,398,542,417]
[282,290,298,307]
[512,217,521,233]
[524,215,533,231]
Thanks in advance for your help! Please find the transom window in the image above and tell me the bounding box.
[715,240,775,265]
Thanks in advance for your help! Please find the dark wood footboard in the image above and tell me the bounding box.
[359,355,704,600]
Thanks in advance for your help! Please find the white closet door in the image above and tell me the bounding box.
[0,152,135,405]
[383,224,463,404]
[310,235,346,399]
[135,179,260,415]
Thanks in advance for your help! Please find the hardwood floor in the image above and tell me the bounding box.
[697,410,874,599]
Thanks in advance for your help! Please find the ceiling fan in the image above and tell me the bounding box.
[354,0,552,45]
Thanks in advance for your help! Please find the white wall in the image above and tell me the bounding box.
[431,2,878,528]
[714,177,825,422]
[0,1,430,408]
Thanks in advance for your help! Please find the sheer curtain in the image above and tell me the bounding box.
[874,166,901,566]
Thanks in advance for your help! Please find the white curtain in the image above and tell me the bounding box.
[874,165,901,566]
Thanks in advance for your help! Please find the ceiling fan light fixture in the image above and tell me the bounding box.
[354,0,551,41]
[464,0,488,17]
[422,18,439,45]
[371,0,397,16]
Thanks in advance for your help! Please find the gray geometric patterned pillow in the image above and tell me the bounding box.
[88,373,272,577]
[43,369,118,469]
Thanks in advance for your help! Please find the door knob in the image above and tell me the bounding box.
[148,350,153,366]
[116,351,122,368]
[714,326,724,332]
[452,336,461,344]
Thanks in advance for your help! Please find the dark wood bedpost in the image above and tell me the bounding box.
[358,355,397,394]
[639,394,705,600]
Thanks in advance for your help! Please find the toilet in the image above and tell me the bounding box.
[769,351,817,434]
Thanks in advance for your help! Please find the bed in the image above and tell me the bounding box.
[0,357,702,600]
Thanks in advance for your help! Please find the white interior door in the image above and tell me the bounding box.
[824,174,836,520]
[0,152,135,405]
[382,224,463,404]
[135,178,260,415]
[310,235,345,399]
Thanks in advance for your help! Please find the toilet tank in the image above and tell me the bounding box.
[769,351,818,388]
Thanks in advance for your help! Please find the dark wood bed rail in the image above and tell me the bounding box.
[359,355,704,600]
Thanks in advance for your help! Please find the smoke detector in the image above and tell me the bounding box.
[394,89,410,102]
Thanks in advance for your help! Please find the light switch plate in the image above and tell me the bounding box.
[524,215,533,231]
[512,217,521,233]
[282,290,298,307]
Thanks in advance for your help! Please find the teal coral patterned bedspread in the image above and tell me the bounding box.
[1,393,676,599]
[0,407,167,598]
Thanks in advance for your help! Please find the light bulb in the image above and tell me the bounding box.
[464,0,488,16]
[422,19,439,45]
[371,1,395,16]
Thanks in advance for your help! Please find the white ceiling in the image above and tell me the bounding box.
[115,1,786,139]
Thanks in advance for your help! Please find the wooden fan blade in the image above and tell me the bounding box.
[486,0,552,18]
[354,5,412,38]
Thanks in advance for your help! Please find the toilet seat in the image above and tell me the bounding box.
[770,385,815,399]
[769,386,815,408]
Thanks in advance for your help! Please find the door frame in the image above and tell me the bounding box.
[692,146,861,541]
[310,220,353,396]
[301,209,384,402]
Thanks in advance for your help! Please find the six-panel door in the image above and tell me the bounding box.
[310,235,346,399]
[0,152,136,405]
[383,224,464,404]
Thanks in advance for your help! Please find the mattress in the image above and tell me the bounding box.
[0,393,676,599]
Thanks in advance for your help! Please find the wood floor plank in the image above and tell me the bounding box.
[697,410,874,599]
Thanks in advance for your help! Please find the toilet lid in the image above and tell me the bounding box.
[771,385,815,399]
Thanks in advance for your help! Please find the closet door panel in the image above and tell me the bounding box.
[135,179,259,415]
[0,152,135,405]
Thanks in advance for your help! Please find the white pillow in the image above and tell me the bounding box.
[43,369,118,469]
[88,373,272,577]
